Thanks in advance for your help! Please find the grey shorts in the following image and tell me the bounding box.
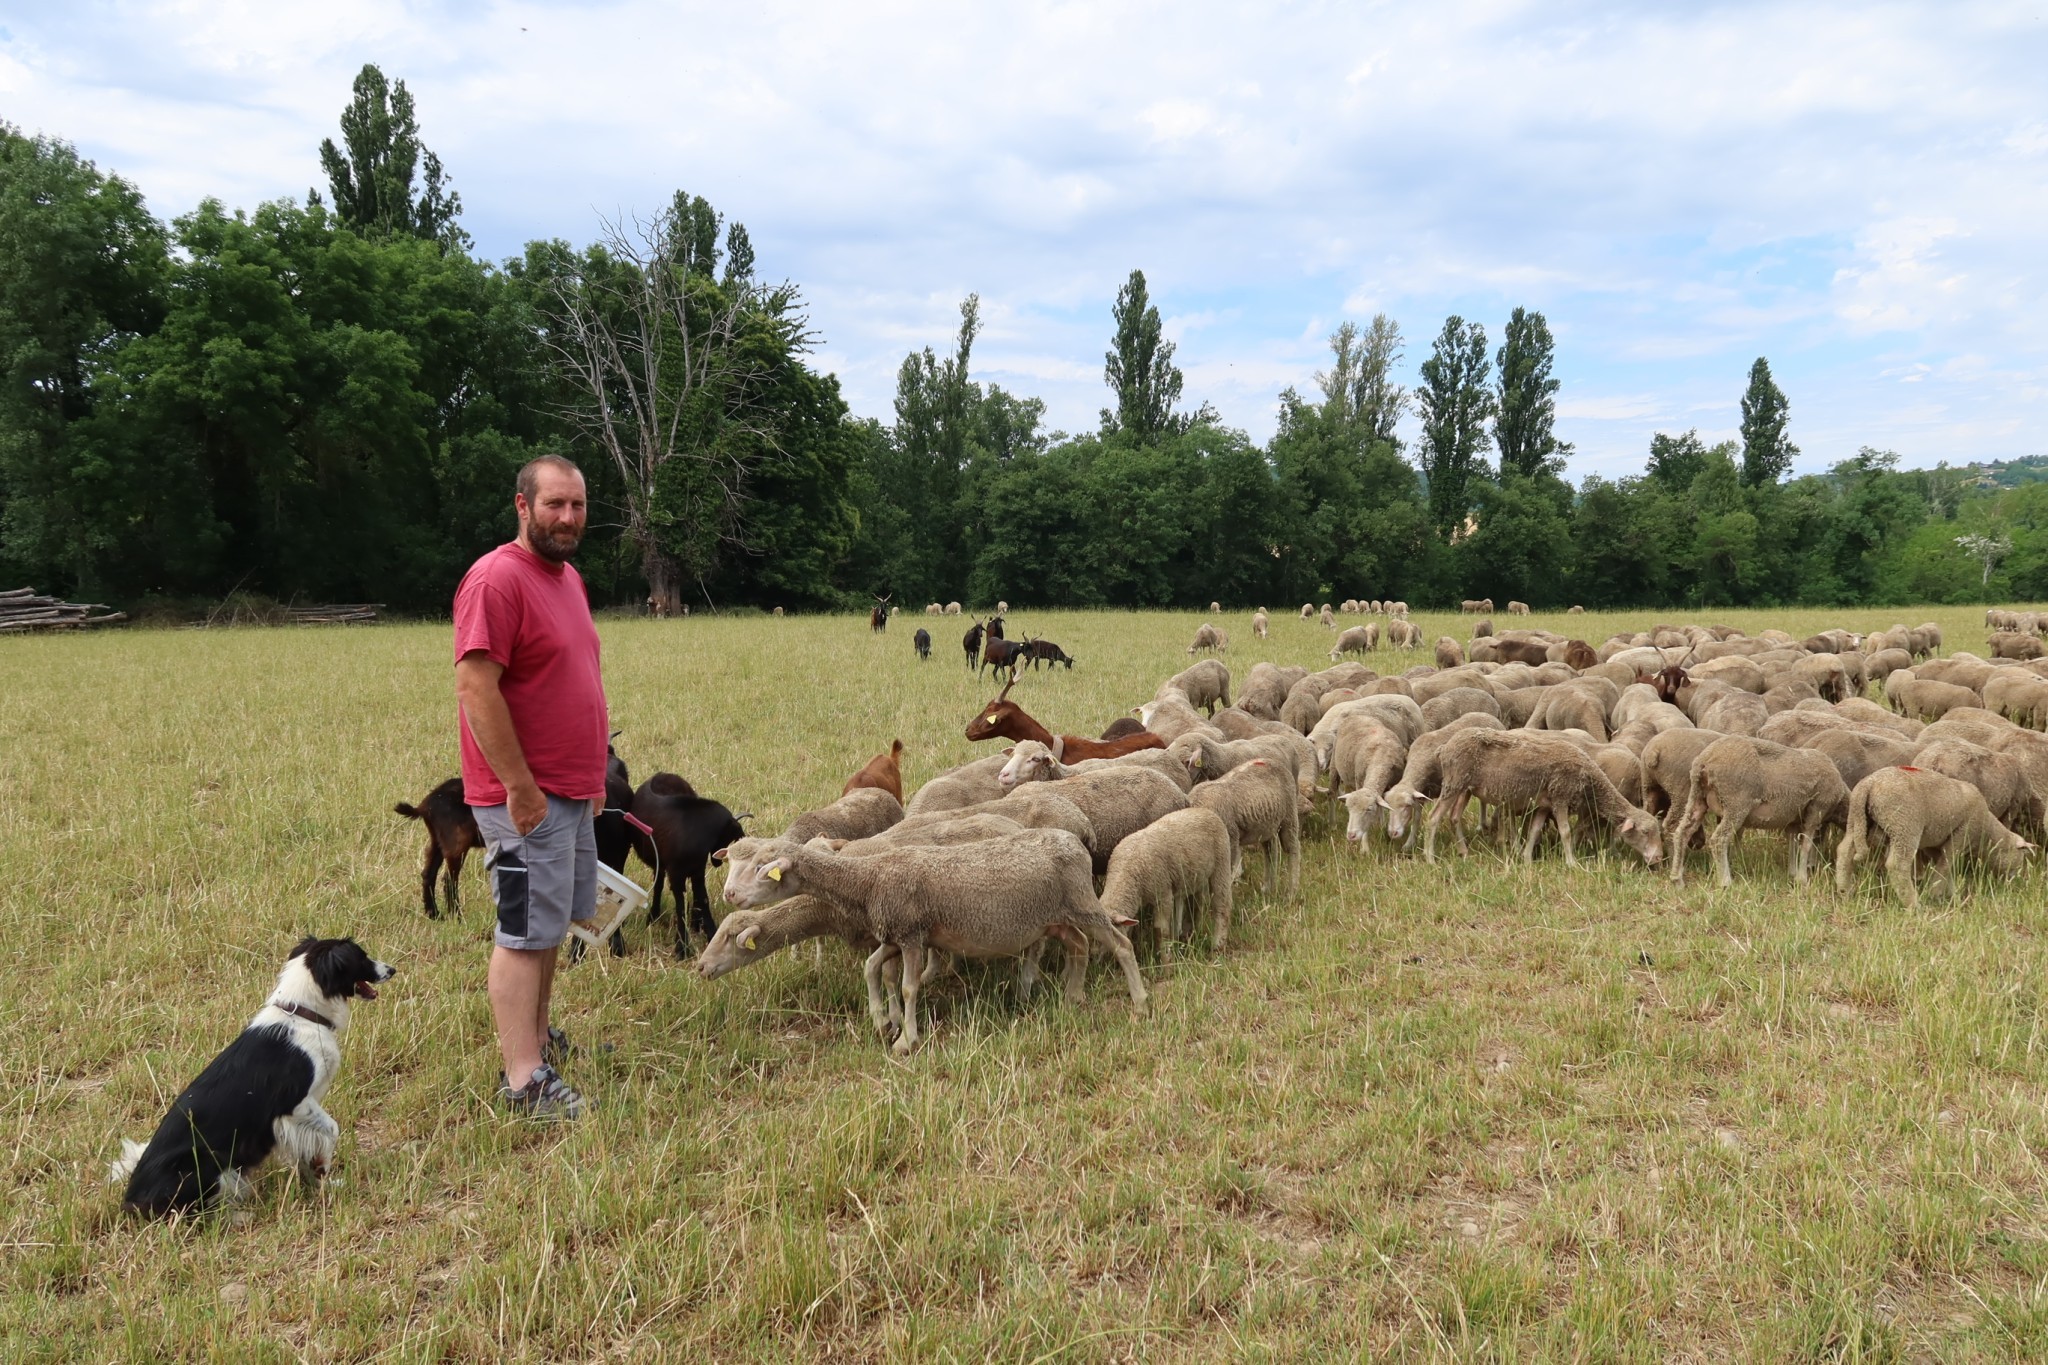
[472,794,597,950]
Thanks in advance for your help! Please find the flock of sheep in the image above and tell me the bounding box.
[680,604,2048,1053]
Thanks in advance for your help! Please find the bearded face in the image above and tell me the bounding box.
[520,468,587,561]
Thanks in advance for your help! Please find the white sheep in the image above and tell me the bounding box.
[1252,608,1270,639]
[1099,807,1236,948]
[1330,623,1378,660]
[1425,729,1663,868]
[1164,658,1232,714]
[945,601,962,615]
[784,787,904,844]
[993,747,1192,871]
[1189,759,1302,898]
[905,754,1013,816]
[1834,765,2034,907]
[721,830,1146,1054]
[1319,604,1335,628]
[1667,736,1849,887]
[1377,713,1507,847]
[1187,623,1230,655]
[1386,619,1422,649]
[1209,600,1222,613]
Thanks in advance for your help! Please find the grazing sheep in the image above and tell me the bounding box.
[1099,807,1237,948]
[1311,695,1425,771]
[1795,727,1922,794]
[901,789,1098,851]
[1420,686,1503,732]
[1912,737,2045,833]
[842,739,906,803]
[1835,697,1924,739]
[945,601,962,615]
[1330,624,1378,660]
[1890,675,1982,723]
[1165,659,1233,714]
[906,754,1013,816]
[821,812,1029,855]
[772,606,785,617]
[1252,608,1270,639]
[1568,605,1586,615]
[1639,729,1726,827]
[1984,670,2048,729]
[1067,747,1199,794]
[1378,713,1507,847]
[721,832,1146,1053]
[1667,737,1849,887]
[1388,601,1409,617]
[393,777,482,919]
[1507,600,1531,615]
[1834,766,2034,908]
[1167,729,1312,793]
[1236,662,1296,720]
[1425,729,1663,867]
[1187,622,1228,655]
[1472,617,1494,638]
[1322,715,1409,828]
[1211,705,1308,745]
[1190,759,1302,898]
[1387,619,1423,649]
[1209,600,1222,613]
[926,603,942,616]
[1300,603,1315,620]
[784,787,904,845]
[1991,631,2048,662]
[993,751,1191,871]
[1136,691,1216,743]
[1320,604,1336,628]
[1435,636,1465,669]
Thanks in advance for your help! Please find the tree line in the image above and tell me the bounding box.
[1,66,2037,616]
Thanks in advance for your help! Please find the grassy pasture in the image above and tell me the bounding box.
[9,603,2048,1360]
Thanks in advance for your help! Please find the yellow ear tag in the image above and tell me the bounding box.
[766,865,782,881]
[745,938,759,950]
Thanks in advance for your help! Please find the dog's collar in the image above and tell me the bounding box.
[270,1001,336,1030]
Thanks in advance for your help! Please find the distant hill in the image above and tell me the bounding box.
[1952,455,2048,489]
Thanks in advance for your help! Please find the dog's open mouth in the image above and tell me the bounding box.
[355,982,379,999]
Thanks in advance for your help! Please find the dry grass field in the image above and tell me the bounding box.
[9,603,2048,1361]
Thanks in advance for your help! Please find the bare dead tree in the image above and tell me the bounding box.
[536,197,810,614]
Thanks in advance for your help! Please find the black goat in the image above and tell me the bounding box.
[394,777,481,918]
[914,627,931,660]
[631,776,750,957]
[986,613,1006,640]
[1021,637,1075,670]
[963,620,985,669]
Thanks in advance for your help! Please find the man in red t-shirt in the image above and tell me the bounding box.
[454,455,609,1120]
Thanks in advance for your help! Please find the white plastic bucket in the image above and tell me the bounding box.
[569,861,650,951]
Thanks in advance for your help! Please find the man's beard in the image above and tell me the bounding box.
[526,519,583,562]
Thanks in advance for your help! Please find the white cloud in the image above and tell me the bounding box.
[5,0,2045,475]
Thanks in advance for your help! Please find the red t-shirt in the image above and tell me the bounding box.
[452,543,609,805]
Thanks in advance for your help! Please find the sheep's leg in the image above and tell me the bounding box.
[1082,917,1148,1011]
[892,938,927,1055]
[1211,861,1234,951]
[1283,813,1302,900]
[1556,804,1579,868]
[863,945,901,1042]
[1521,808,1548,862]
[1789,828,1810,883]
[1711,815,1737,888]
[1014,939,1045,1006]
[1668,809,1699,886]
[421,842,444,918]
[1260,834,1277,894]
[1885,836,1921,909]
[1048,927,1089,1003]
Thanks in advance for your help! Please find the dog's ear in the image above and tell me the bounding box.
[290,935,320,961]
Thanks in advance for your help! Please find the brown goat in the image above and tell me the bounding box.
[843,739,906,803]
[394,777,482,918]
[966,679,1166,760]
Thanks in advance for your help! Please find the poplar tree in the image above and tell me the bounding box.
[1415,315,1494,539]
[1739,357,1797,487]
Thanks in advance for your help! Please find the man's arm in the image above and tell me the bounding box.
[456,653,547,835]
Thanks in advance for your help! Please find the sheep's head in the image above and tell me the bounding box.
[697,908,774,979]
[1379,786,1425,840]
[721,838,804,908]
[998,741,1060,787]
[1616,810,1664,867]
[1341,789,1383,844]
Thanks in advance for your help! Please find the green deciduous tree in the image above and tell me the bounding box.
[1315,315,1407,446]
[1493,307,1571,480]
[1415,315,1494,541]
[1101,269,1183,442]
[317,63,466,249]
[1739,356,1797,487]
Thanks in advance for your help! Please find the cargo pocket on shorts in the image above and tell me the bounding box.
[486,840,530,941]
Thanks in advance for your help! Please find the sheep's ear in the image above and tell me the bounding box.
[1377,794,1392,809]
[1620,817,1636,833]
[1002,745,1015,755]
[1111,914,1140,929]
[711,847,728,865]
[1050,736,1065,762]
[765,861,785,882]
[739,925,761,950]
[2021,838,2039,852]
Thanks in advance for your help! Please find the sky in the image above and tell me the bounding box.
[5,0,2044,480]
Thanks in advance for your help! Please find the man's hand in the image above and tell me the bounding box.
[508,782,548,835]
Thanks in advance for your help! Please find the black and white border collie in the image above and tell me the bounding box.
[111,936,394,1216]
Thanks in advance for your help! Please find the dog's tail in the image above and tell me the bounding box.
[394,802,422,820]
[106,1137,144,1187]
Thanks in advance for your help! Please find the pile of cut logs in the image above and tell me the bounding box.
[285,603,381,625]
[0,587,127,633]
